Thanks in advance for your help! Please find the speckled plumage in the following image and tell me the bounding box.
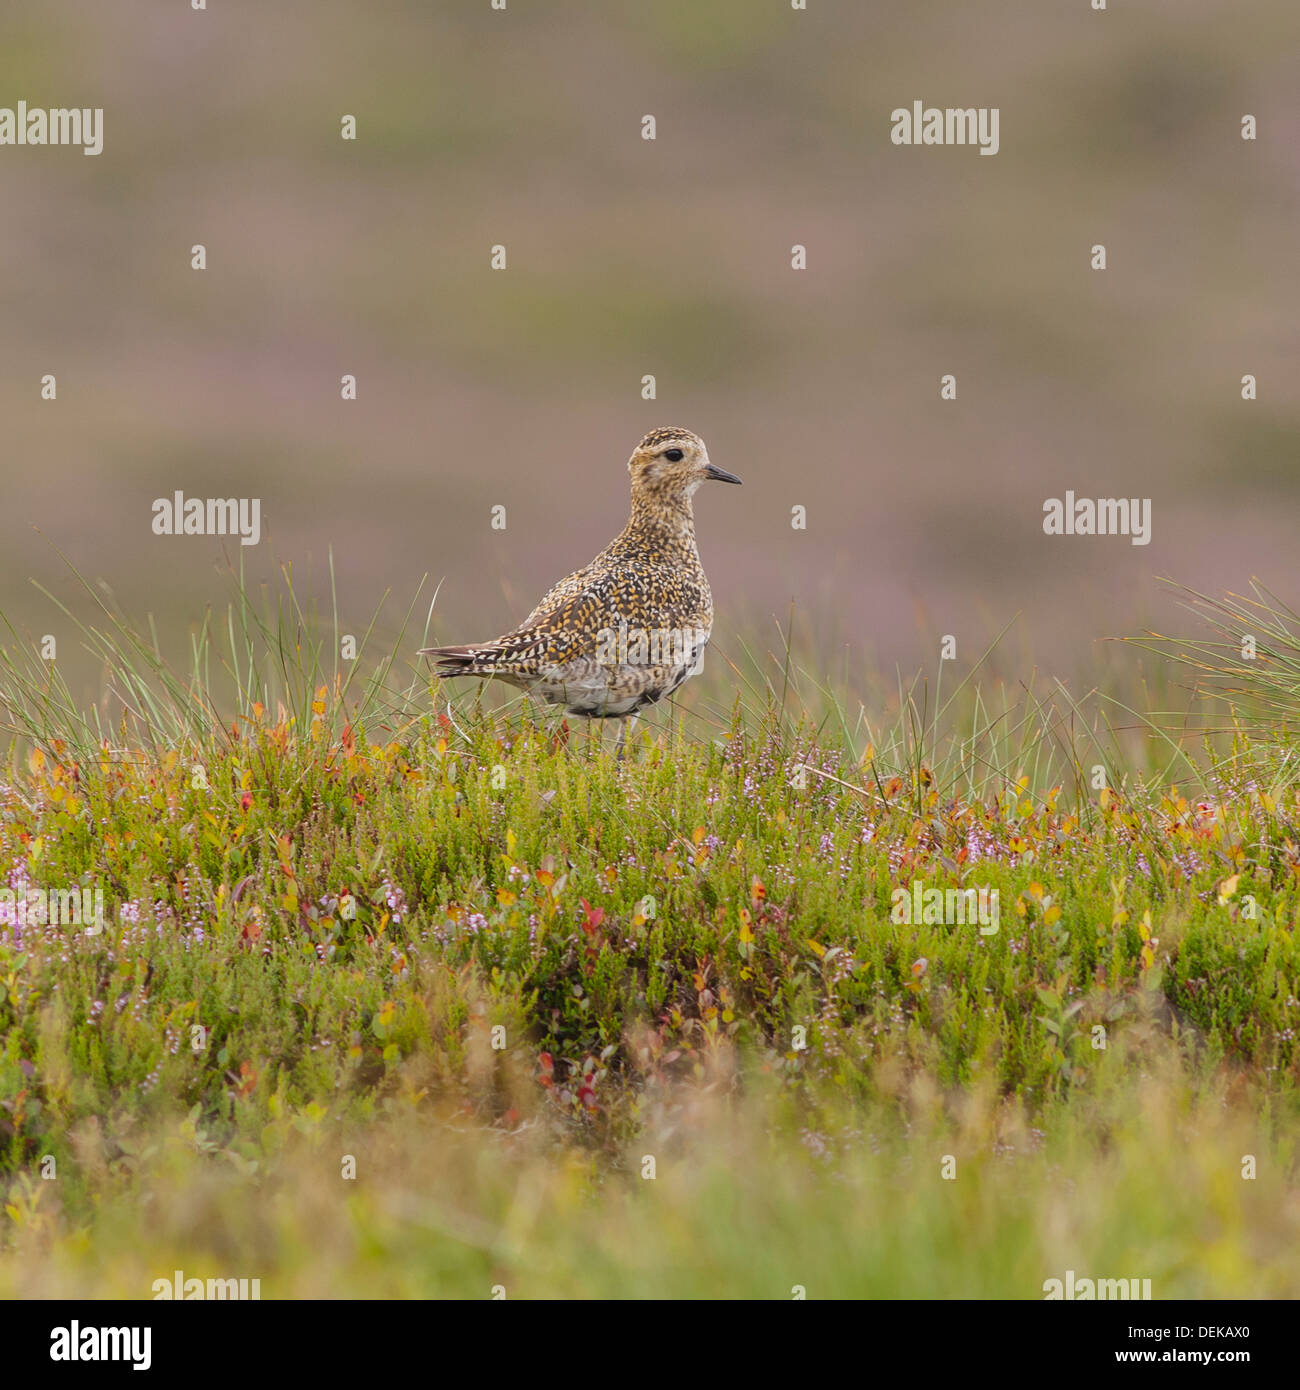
[420,427,741,718]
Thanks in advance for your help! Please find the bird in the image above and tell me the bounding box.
[420,426,741,755]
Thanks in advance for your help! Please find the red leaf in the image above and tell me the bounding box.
[579,899,605,934]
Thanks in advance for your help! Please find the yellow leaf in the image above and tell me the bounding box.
[1218,873,1240,905]
[806,938,825,958]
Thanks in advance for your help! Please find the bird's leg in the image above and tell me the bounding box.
[614,712,639,762]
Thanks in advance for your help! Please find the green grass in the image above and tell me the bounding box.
[1,562,1298,1297]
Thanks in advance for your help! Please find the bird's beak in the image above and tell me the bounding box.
[703,462,743,485]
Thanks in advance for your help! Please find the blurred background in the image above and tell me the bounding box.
[1,0,1297,701]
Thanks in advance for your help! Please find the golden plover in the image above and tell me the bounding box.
[420,427,741,747]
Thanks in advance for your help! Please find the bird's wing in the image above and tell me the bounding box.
[505,563,711,668]
[422,556,710,678]
[419,561,601,672]
[421,577,624,677]
[497,580,627,670]
[516,562,597,632]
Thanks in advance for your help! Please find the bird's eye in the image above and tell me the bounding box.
[663,448,684,462]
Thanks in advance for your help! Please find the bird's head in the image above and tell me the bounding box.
[627,427,742,500]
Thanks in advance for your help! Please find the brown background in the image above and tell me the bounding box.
[2,0,1297,697]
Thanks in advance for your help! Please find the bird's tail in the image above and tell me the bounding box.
[418,643,506,676]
